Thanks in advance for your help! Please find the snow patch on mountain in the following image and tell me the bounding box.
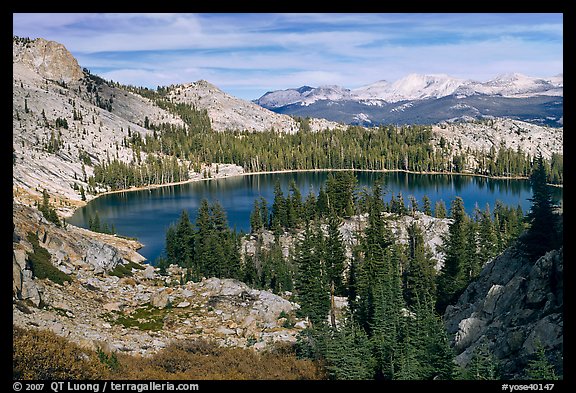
[257,73,563,109]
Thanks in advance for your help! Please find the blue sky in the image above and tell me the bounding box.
[13,13,563,100]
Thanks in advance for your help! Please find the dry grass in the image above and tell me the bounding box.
[13,325,108,379]
[13,325,326,380]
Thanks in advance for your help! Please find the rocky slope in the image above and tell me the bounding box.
[13,37,187,213]
[12,37,342,216]
[443,244,563,379]
[432,118,563,161]
[13,203,310,356]
[14,196,452,358]
[165,80,341,133]
[243,211,452,270]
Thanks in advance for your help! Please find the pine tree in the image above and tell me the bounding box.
[316,185,329,217]
[435,200,447,218]
[370,246,404,379]
[194,200,212,277]
[464,343,500,380]
[525,341,559,380]
[478,204,498,264]
[325,212,346,296]
[258,197,269,230]
[324,316,376,379]
[422,195,432,216]
[355,180,392,331]
[396,192,407,215]
[38,189,61,227]
[165,210,194,270]
[464,219,481,280]
[326,171,357,217]
[271,179,287,233]
[395,314,422,380]
[91,212,101,232]
[303,190,317,222]
[522,152,561,260]
[408,195,419,216]
[417,309,456,380]
[436,197,469,313]
[249,198,263,233]
[294,223,329,326]
[287,179,303,228]
[403,222,437,309]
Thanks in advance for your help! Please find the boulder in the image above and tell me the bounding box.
[13,249,27,270]
[443,246,563,379]
[142,265,156,280]
[151,288,170,309]
[454,316,485,351]
[20,270,41,307]
[103,302,123,312]
[13,258,23,296]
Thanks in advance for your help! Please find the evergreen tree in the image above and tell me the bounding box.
[464,343,500,380]
[90,212,101,232]
[464,219,481,280]
[525,341,559,380]
[416,309,456,380]
[316,185,329,217]
[294,223,329,326]
[478,204,498,264]
[396,192,407,215]
[303,190,317,222]
[435,200,447,218]
[258,197,269,230]
[39,189,61,227]
[403,222,437,309]
[324,316,376,379]
[395,314,422,380]
[249,198,263,233]
[325,212,346,296]
[194,199,213,278]
[369,245,404,379]
[522,152,561,260]
[355,180,392,332]
[165,210,194,269]
[436,197,469,313]
[408,195,419,216]
[271,179,287,233]
[326,171,357,217]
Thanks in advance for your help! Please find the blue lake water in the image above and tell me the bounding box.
[67,171,563,263]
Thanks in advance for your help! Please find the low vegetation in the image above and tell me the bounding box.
[13,325,108,379]
[108,261,145,278]
[111,304,168,331]
[26,232,72,285]
[13,325,325,380]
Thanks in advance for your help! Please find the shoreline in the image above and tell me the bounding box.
[83,167,563,204]
[56,166,563,221]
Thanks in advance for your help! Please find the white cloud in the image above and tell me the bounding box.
[13,13,563,100]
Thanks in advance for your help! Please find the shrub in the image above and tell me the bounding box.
[13,326,326,380]
[108,261,145,278]
[26,232,72,285]
[13,325,108,379]
[114,339,325,380]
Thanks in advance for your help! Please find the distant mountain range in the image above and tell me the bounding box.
[254,73,563,127]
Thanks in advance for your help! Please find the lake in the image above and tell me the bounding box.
[67,171,563,263]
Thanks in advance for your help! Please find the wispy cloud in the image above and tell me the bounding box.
[13,13,562,100]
